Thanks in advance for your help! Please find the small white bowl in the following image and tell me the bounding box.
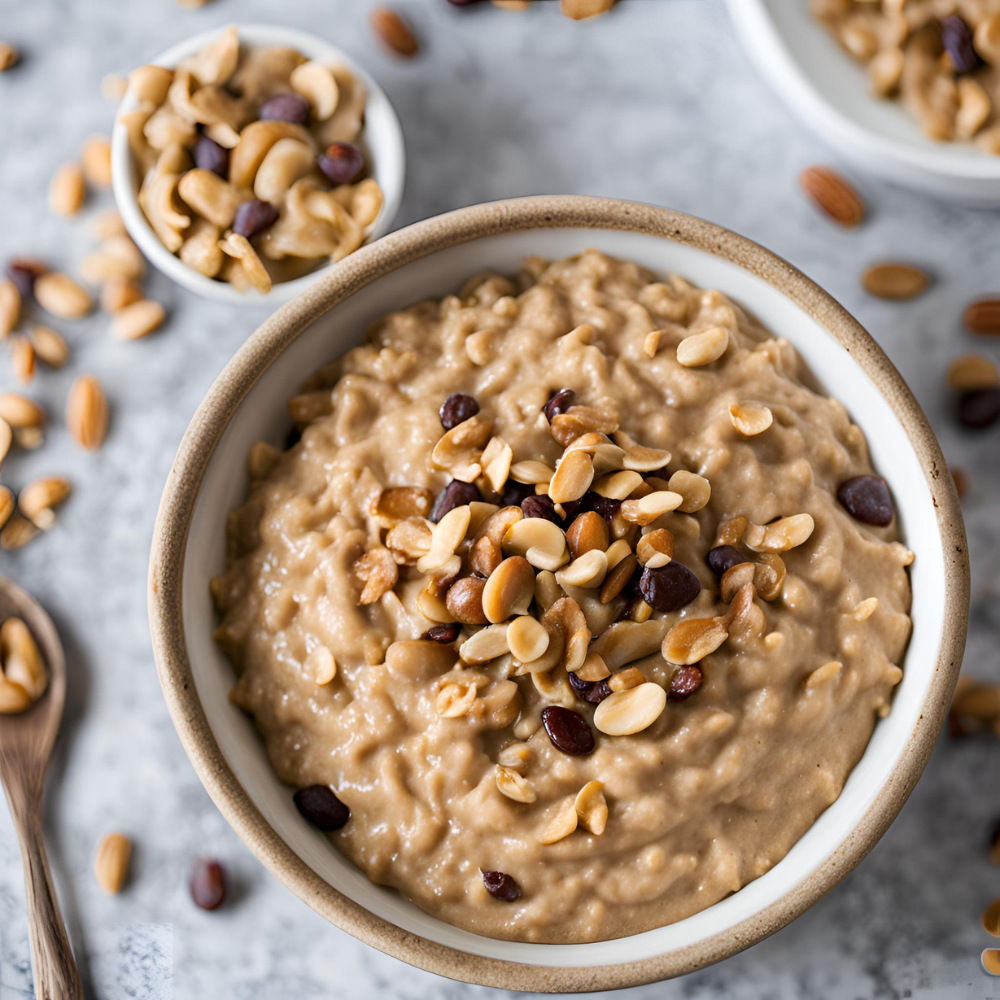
[111,23,406,305]
[150,196,968,991]
[727,0,1000,205]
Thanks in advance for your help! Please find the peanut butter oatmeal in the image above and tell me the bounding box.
[212,250,912,943]
[813,0,1000,151]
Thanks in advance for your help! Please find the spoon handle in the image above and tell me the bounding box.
[9,790,84,1000]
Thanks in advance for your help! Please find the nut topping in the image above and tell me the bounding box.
[620,490,683,526]
[437,679,479,717]
[662,617,729,665]
[539,797,579,844]
[742,514,815,553]
[355,547,399,604]
[729,401,773,437]
[507,614,550,663]
[495,765,536,803]
[574,780,608,835]
[503,516,568,571]
[636,529,674,568]
[482,556,535,623]
[446,576,489,625]
[565,511,609,559]
[555,549,608,589]
[548,449,595,504]
[676,326,728,367]
[593,682,667,736]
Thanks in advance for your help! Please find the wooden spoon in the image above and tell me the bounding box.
[0,576,83,1000]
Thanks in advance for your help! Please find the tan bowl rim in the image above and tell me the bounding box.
[148,195,969,993]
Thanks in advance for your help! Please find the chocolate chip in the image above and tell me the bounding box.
[568,671,612,704]
[190,858,226,911]
[541,705,595,756]
[958,388,1000,429]
[543,388,575,422]
[430,479,480,522]
[293,785,350,830]
[837,475,894,526]
[194,136,230,178]
[521,494,559,522]
[481,869,521,901]
[706,545,745,577]
[423,623,461,643]
[318,141,365,185]
[668,664,703,701]
[942,15,980,74]
[259,92,311,124]
[284,424,302,449]
[439,392,479,430]
[581,492,621,523]
[6,258,45,299]
[501,480,534,507]
[233,199,279,239]
[639,561,702,613]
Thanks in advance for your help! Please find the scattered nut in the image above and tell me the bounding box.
[459,622,510,664]
[371,8,419,56]
[19,477,71,526]
[190,858,226,911]
[620,490,683,526]
[49,163,85,217]
[34,272,93,319]
[636,528,673,568]
[94,833,131,895]
[0,392,45,429]
[862,263,929,300]
[66,375,108,451]
[965,298,1000,336]
[111,300,166,341]
[10,337,34,385]
[0,280,20,338]
[947,354,999,392]
[1,617,47,700]
[800,165,864,227]
[82,135,114,187]
[101,278,144,314]
[667,470,711,512]
[0,43,19,72]
[28,326,68,368]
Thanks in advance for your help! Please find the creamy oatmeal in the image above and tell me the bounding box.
[121,27,383,294]
[212,250,912,943]
[813,0,1000,151]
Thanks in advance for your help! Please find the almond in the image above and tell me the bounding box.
[371,8,419,57]
[800,165,864,227]
[94,833,132,894]
[862,263,929,300]
[49,162,86,217]
[66,375,108,451]
[964,298,1000,336]
[28,325,69,368]
[947,354,999,391]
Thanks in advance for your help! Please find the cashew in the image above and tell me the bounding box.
[179,25,239,87]
[253,138,317,203]
[179,218,224,278]
[229,120,313,189]
[178,169,241,229]
[316,64,367,144]
[290,61,340,121]
[138,172,190,252]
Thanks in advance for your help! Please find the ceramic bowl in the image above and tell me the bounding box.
[148,196,968,991]
[111,23,405,305]
[727,0,1000,205]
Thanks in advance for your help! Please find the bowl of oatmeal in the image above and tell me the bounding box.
[727,0,1000,204]
[111,24,405,303]
[149,196,968,990]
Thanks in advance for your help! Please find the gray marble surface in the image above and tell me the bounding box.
[0,0,998,997]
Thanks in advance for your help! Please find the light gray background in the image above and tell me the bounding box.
[0,0,997,997]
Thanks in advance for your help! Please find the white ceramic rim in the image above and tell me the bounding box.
[110,22,406,305]
[727,0,1000,184]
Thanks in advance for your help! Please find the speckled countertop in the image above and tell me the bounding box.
[0,1,997,997]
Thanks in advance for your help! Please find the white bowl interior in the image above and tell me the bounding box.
[111,23,405,306]
[727,0,1000,202]
[181,228,945,967]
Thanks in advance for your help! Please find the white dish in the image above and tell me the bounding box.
[149,197,968,990]
[111,23,406,305]
[727,0,1000,204]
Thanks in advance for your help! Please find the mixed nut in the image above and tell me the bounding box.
[122,27,384,292]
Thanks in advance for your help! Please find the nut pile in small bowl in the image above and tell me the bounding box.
[118,27,384,295]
